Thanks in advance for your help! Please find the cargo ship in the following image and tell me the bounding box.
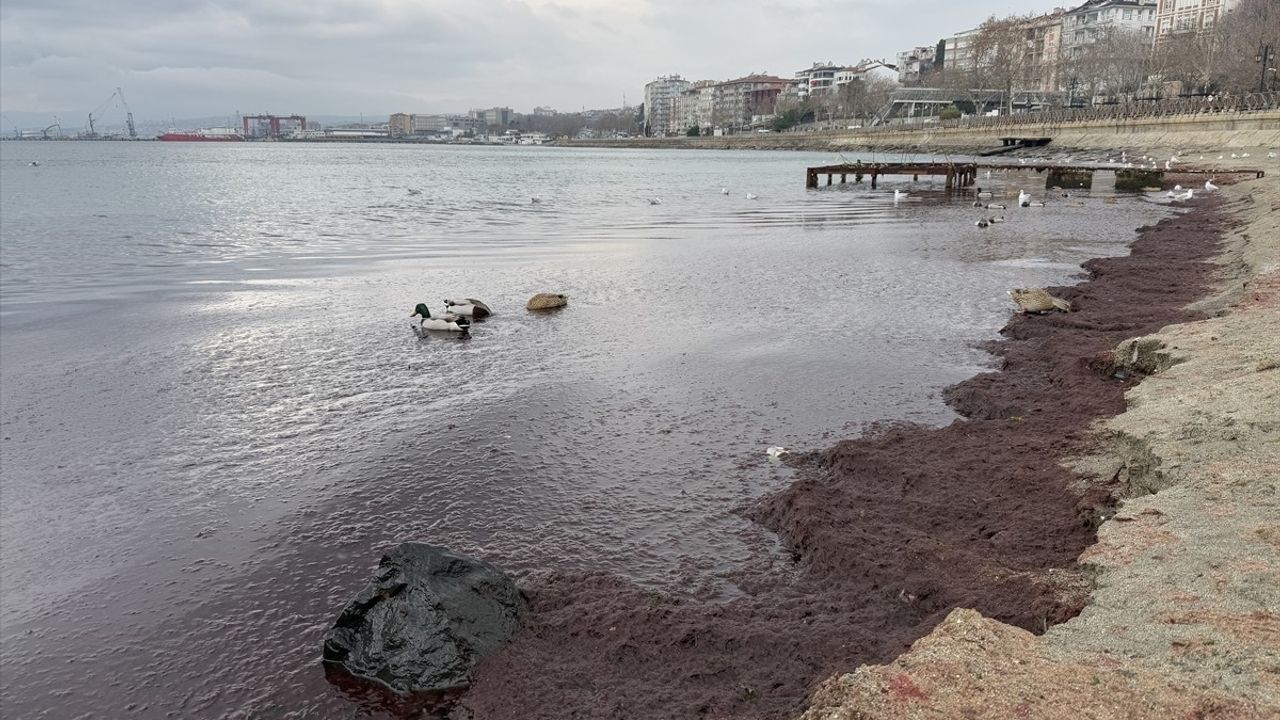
[157,127,244,142]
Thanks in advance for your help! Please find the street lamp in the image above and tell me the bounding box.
[1258,43,1275,93]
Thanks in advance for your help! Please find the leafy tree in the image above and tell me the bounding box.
[686,125,700,137]
[939,106,962,120]
[771,108,802,131]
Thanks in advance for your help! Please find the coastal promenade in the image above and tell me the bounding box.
[557,95,1280,156]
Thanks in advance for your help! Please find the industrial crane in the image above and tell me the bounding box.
[118,87,137,138]
[86,87,138,139]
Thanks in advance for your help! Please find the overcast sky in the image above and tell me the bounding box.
[1,0,1069,123]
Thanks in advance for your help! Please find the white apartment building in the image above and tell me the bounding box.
[1154,0,1239,38]
[795,62,843,97]
[643,75,691,136]
[1061,0,1158,59]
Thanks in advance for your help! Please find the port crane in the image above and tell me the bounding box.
[86,87,137,138]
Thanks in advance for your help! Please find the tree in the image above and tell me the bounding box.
[968,14,1032,111]
[1215,0,1279,93]
[771,108,802,131]
[686,125,700,137]
[1095,28,1155,99]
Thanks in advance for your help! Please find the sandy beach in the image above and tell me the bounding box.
[797,173,1279,719]
[453,171,1276,718]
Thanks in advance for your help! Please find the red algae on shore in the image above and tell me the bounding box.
[458,200,1226,720]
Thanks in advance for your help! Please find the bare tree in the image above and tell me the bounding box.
[1215,0,1279,93]
[968,14,1035,111]
[1097,28,1155,99]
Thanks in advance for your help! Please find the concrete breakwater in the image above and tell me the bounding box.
[556,110,1280,156]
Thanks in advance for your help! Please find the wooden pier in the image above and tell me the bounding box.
[805,161,1265,190]
[806,162,981,190]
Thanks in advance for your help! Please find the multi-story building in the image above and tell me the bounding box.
[643,75,691,136]
[447,114,482,134]
[412,114,450,134]
[389,113,413,137]
[1019,11,1067,92]
[1154,0,1239,38]
[795,62,843,98]
[672,80,717,134]
[1061,0,1158,60]
[711,74,789,129]
[470,107,513,128]
[896,45,940,85]
[939,28,982,77]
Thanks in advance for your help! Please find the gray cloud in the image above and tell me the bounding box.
[1,0,1066,123]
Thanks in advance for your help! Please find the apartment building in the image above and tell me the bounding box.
[1020,11,1067,92]
[1061,0,1158,59]
[711,74,788,129]
[896,45,940,85]
[643,75,691,136]
[1154,0,1239,38]
[795,62,843,98]
[940,28,980,74]
[672,80,717,134]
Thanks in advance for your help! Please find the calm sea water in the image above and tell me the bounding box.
[0,141,1172,718]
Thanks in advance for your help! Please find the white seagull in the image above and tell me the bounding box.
[745,193,759,200]
[893,189,909,203]
[1204,179,1218,191]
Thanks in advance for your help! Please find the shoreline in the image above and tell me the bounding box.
[455,183,1237,716]
[799,176,1279,718]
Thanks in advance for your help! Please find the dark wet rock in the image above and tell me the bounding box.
[322,543,526,694]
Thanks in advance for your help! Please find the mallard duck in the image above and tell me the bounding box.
[443,298,492,319]
[526,293,568,311]
[1008,288,1071,314]
[410,302,470,334]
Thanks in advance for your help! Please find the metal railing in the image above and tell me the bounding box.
[792,91,1280,135]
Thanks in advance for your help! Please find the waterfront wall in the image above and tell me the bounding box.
[556,110,1280,155]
